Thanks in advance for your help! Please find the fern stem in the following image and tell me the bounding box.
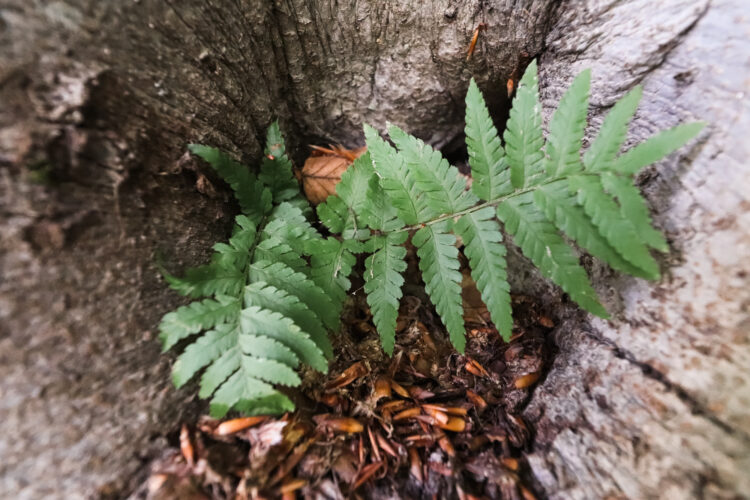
[395,174,598,233]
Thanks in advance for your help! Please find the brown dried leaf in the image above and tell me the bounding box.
[300,145,366,205]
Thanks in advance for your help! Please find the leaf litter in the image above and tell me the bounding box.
[135,287,555,500]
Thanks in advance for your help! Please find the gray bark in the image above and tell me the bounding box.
[1,0,748,498]
[523,1,750,498]
[0,1,554,498]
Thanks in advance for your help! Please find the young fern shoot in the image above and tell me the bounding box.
[159,61,704,416]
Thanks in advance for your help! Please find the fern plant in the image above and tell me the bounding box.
[160,60,703,416]
[159,123,352,417]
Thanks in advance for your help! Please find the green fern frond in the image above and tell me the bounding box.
[412,222,466,352]
[497,194,608,318]
[533,180,650,278]
[364,232,408,355]
[389,124,478,215]
[259,121,299,203]
[306,237,357,316]
[545,69,590,177]
[465,78,512,200]
[188,144,272,223]
[614,122,706,175]
[364,124,425,224]
[569,175,660,278]
[454,207,512,340]
[503,59,545,188]
[244,282,333,358]
[159,295,241,351]
[249,260,339,330]
[583,86,642,172]
[599,172,668,252]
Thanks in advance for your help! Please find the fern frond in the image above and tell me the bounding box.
[583,86,642,172]
[497,194,608,318]
[454,207,512,340]
[188,144,272,223]
[600,172,668,252]
[389,124,478,215]
[364,232,408,355]
[306,237,357,315]
[545,69,590,177]
[244,282,333,358]
[465,78,512,200]
[164,262,244,299]
[254,237,308,275]
[171,323,238,388]
[240,305,326,372]
[360,175,403,232]
[317,152,375,238]
[259,121,300,203]
[533,180,650,278]
[364,124,425,224]
[412,222,466,352]
[614,122,705,175]
[249,260,339,330]
[159,295,241,351]
[210,366,293,418]
[503,60,545,188]
[569,175,660,278]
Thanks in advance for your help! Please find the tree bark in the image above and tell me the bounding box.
[0,0,747,498]
[0,1,554,497]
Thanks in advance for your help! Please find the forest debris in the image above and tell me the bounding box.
[352,461,384,490]
[215,416,268,436]
[325,361,368,391]
[538,315,554,328]
[409,448,423,482]
[373,376,392,401]
[465,358,491,378]
[390,380,410,398]
[278,478,307,494]
[299,145,366,204]
[436,417,466,433]
[514,371,541,389]
[180,424,194,465]
[466,389,488,410]
[315,415,364,434]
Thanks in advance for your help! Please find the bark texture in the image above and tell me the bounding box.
[522,1,750,498]
[0,1,555,497]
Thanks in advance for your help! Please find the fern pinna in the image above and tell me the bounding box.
[160,61,703,416]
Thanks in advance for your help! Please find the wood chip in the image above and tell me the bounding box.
[352,461,383,490]
[390,380,410,398]
[325,361,368,391]
[436,416,466,433]
[514,371,541,389]
[215,416,268,436]
[409,448,423,482]
[179,424,194,465]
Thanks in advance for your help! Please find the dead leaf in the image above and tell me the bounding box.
[300,145,366,204]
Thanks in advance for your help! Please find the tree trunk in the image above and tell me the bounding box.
[0,0,747,498]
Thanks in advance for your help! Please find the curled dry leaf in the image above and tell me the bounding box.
[299,144,367,205]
